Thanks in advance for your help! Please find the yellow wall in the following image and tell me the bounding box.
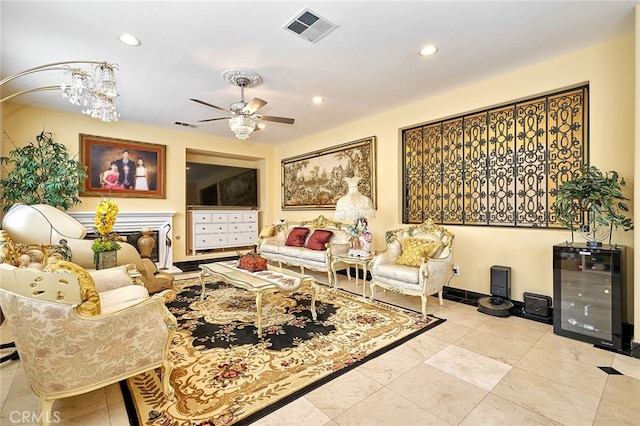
[1,35,635,325]
[272,34,635,322]
[0,103,276,262]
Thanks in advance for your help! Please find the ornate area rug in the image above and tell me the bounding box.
[122,276,445,425]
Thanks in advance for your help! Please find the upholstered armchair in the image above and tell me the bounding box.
[2,203,174,294]
[369,219,454,317]
[0,260,177,426]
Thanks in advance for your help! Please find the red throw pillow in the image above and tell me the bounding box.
[304,230,333,251]
[285,227,310,247]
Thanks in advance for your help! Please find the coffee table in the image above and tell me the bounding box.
[199,261,318,337]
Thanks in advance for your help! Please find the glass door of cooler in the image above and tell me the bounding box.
[553,244,624,350]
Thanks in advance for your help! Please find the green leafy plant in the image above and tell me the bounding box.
[0,130,87,212]
[552,164,634,232]
[91,233,121,253]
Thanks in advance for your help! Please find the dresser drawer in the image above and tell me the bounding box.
[228,222,256,233]
[194,213,212,223]
[228,212,245,222]
[196,223,228,234]
[210,213,228,223]
[243,212,258,222]
[227,232,257,247]
[194,234,228,249]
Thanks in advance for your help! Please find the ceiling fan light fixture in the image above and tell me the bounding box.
[229,115,256,140]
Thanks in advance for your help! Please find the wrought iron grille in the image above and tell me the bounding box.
[402,85,588,227]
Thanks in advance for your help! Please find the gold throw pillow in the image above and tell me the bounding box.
[394,238,442,268]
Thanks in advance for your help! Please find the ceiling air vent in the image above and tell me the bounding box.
[174,121,198,128]
[283,8,338,43]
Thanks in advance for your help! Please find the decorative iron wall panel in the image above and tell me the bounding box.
[402,85,588,227]
[403,128,424,222]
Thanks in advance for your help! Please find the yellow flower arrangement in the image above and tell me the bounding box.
[94,198,118,235]
[91,198,121,254]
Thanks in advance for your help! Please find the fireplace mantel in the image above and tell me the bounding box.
[68,211,176,270]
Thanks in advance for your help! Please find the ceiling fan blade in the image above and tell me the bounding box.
[243,97,267,114]
[190,98,232,114]
[198,117,231,123]
[258,115,295,125]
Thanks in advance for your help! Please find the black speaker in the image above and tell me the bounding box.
[523,292,552,318]
[490,265,511,299]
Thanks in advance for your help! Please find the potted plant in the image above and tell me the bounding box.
[0,130,87,212]
[552,164,633,246]
[91,198,121,269]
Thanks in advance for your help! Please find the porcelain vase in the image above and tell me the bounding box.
[137,227,155,258]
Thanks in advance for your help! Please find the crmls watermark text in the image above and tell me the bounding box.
[9,411,61,424]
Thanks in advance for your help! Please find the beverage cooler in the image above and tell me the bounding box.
[552,243,625,350]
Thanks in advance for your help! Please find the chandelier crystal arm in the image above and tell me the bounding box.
[0,86,60,103]
[0,61,102,86]
[0,60,120,122]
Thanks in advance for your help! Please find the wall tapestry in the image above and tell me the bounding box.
[281,136,376,210]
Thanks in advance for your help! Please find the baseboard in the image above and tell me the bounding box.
[442,286,553,324]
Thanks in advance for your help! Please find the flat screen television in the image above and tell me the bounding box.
[186,162,258,207]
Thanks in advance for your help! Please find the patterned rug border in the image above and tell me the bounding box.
[120,281,445,425]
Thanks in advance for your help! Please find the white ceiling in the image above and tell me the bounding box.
[1,1,637,146]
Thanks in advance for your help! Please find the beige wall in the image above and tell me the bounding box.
[272,34,636,323]
[0,103,276,263]
[1,35,636,327]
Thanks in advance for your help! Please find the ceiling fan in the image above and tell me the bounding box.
[190,69,295,140]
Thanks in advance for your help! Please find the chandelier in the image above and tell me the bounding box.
[229,114,257,140]
[0,61,120,122]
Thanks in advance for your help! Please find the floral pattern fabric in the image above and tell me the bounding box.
[124,277,444,426]
[0,289,175,397]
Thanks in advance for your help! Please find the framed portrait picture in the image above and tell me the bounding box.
[281,136,376,210]
[79,134,166,198]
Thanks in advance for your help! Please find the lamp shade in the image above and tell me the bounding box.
[334,177,375,220]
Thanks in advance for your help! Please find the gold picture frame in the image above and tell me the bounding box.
[80,134,166,198]
[281,136,376,210]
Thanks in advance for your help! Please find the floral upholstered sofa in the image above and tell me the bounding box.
[256,215,352,286]
[0,233,177,424]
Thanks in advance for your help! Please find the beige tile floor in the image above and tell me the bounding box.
[1,269,639,426]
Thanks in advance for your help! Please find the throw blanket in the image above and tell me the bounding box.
[218,260,302,291]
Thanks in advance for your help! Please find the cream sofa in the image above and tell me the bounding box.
[0,259,176,425]
[369,219,454,317]
[256,215,352,286]
[1,203,174,294]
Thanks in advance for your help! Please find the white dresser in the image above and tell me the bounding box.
[188,209,258,255]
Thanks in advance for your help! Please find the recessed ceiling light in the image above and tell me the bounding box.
[118,33,141,47]
[419,45,439,57]
[312,96,324,104]
[257,123,266,129]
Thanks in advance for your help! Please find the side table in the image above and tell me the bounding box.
[331,254,374,298]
